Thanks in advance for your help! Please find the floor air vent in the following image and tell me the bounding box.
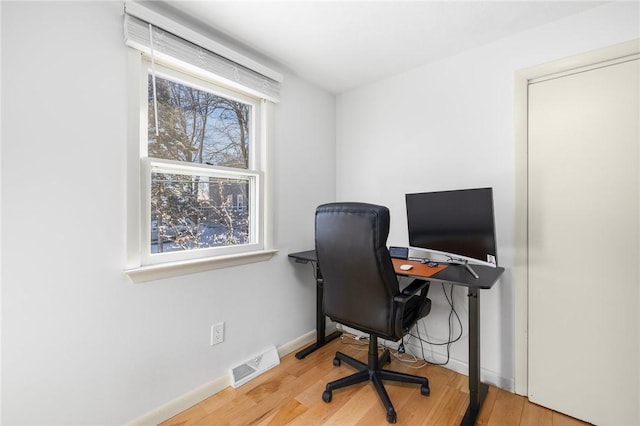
[230,345,280,388]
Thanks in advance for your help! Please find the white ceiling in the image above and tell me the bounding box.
[162,1,604,94]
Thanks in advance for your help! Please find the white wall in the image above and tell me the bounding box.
[336,2,639,389]
[1,2,335,424]
[3,1,638,423]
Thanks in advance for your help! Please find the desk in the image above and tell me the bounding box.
[289,250,504,426]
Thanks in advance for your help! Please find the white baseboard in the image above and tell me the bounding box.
[127,375,230,426]
[276,329,316,358]
[127,330,318,426]
[403,341,514,392]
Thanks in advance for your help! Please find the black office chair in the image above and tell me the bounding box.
[315,202,431,424]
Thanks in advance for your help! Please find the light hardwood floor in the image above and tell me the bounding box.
[161,336,590,425]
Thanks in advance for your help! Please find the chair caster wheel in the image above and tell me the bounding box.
[322,390,332,403]
[421,384,430,396]
[386,410,397,423]
[333,358,341,367]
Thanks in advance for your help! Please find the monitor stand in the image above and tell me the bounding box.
[447,258,479,279]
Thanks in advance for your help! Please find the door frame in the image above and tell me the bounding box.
[512,38,640,396]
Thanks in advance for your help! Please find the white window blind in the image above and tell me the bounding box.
[123,6,281,103]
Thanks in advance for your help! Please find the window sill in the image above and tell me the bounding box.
[125,249,278,283]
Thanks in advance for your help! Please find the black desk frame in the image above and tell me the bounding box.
[289,250,504,426]
[465,286,487,426]
[288,250,342,359]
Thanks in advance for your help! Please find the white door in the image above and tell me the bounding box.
[528,58,639,425]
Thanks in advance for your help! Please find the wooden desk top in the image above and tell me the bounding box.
[392,258,447,277]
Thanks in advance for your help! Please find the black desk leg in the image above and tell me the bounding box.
[461,288,489,426]
[295,264,342,359]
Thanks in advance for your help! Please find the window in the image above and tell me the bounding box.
[142,64,263,265]
[123,8,280,282]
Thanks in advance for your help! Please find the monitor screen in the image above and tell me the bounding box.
[405,188,497,267]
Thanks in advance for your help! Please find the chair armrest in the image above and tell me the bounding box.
[393,279,429,305]
[392,279,431,338]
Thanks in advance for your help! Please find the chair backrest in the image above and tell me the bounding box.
[315,202,400,338]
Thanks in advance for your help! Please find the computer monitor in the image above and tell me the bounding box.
[405,187,498,268]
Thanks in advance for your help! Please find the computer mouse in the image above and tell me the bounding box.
[399,264,413,271]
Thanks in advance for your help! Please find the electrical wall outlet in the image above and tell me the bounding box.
[211,322,224,345]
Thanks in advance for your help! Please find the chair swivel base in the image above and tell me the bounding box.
[322,347,430,424]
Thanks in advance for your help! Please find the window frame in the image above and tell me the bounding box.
[142,158,263,265]
[125,51,276,283]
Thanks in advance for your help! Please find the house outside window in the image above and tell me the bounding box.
[237,194,245,212]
